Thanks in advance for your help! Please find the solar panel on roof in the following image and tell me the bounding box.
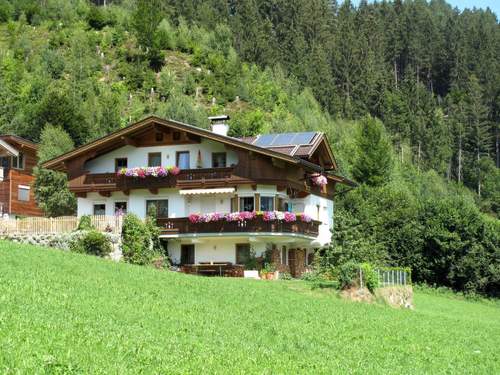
[291,132,316,145]
[254,134,277,146]
[254,132,317,147]
[271,133,296,146]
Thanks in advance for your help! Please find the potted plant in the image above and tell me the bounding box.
[260,263,277,280]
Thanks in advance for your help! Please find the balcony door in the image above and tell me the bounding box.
[181,244,195,265]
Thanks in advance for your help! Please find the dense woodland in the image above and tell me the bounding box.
[0,0,498,296]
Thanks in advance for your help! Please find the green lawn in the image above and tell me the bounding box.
[0,241,499,374]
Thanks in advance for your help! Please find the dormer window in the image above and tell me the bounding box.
[12,153,24,170]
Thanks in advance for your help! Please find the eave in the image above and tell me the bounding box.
[42,116,304,172]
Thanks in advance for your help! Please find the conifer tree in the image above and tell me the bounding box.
[352,116,393,186]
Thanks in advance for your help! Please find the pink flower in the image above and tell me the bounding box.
[312,174,328,187]
[157,166,168,177]
[263,211,276,221]
[170,166,181,176]
[284,212,296,222]
[188,214,200,224]
[300,213,312,223]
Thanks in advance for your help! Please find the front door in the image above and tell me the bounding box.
[181,245,195,265]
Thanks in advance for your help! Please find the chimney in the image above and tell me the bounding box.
[208,115,230,136]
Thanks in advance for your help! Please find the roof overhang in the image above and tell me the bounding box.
[179,188,235,195]
[0,139,19,157]
[42,116,304,172]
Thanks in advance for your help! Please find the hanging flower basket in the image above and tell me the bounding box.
[117,166,180,178]
[311,174,328,187]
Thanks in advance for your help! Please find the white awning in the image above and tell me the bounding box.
[179,188,235,195]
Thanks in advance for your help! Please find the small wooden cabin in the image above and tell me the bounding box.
[0,135,43,217]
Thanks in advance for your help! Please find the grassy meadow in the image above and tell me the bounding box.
[0,240,499,374]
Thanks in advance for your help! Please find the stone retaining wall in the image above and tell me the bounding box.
[0,231,122,261]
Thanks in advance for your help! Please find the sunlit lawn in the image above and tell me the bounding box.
[0,240,499,374]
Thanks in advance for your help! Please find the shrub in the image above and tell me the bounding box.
[121,213,163,266]
[338,261,358,289]
[279,272,292,280]
[71,230,112,257]
[359,263,379,292]
[338,262,379,292]
[77,215,94,231]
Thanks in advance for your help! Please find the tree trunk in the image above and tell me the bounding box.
[477,147,481,197]
[417,141,421,171]
[393,60,398,89]
[457,136,462,183]
[496,125,499,168]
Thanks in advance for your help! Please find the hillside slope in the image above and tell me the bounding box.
[0,241,499,374]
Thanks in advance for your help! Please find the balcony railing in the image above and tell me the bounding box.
[72,167,237,191]
[157,216,320,237]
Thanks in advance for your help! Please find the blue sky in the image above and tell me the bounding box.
[351,1,499,17]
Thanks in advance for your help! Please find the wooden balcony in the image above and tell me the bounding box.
[157,216,320,238]
[69,167,245,193]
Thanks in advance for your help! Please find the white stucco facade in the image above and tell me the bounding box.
[84,139,238,173]
[76,137,335,266]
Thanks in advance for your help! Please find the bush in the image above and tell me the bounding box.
[71,230,112,257]
[338,262,379,292]
[359,263,379,292]
[121,213,162,265]
[77,215,94,231]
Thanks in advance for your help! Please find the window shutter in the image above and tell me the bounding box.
[231,195,239,212]
[254,193,260,211]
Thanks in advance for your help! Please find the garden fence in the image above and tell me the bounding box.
[376,268,411,287]
[0,215,123,235]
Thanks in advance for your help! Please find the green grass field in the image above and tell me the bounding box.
[0,241,499,374]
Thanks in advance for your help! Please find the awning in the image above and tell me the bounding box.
[0,139,19,157]
[179,188,235,195]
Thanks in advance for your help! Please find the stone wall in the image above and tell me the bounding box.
[0,231,122,261]
[375,286,414,309]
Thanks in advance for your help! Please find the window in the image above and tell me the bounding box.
[239,197,254,212]
[281,246,287,265]
[12,153,24,170]
[148,152,162,167]
[176,151,190,169]
[93,204,106,215]
[236,244,250,265]
[146,200,168,218]
[115,158,128,172]
[260,196,274,211]
[18,185,29,201]
[114,202,127,215]
[173,131,181,141]
[155,132,164,142]
[212,152,227,168]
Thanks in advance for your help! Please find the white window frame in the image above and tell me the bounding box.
[114,201,128,215]
[18,184,30,202]
[260,195,275,211]
[12,153,24,170]
[93,202,106,216]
